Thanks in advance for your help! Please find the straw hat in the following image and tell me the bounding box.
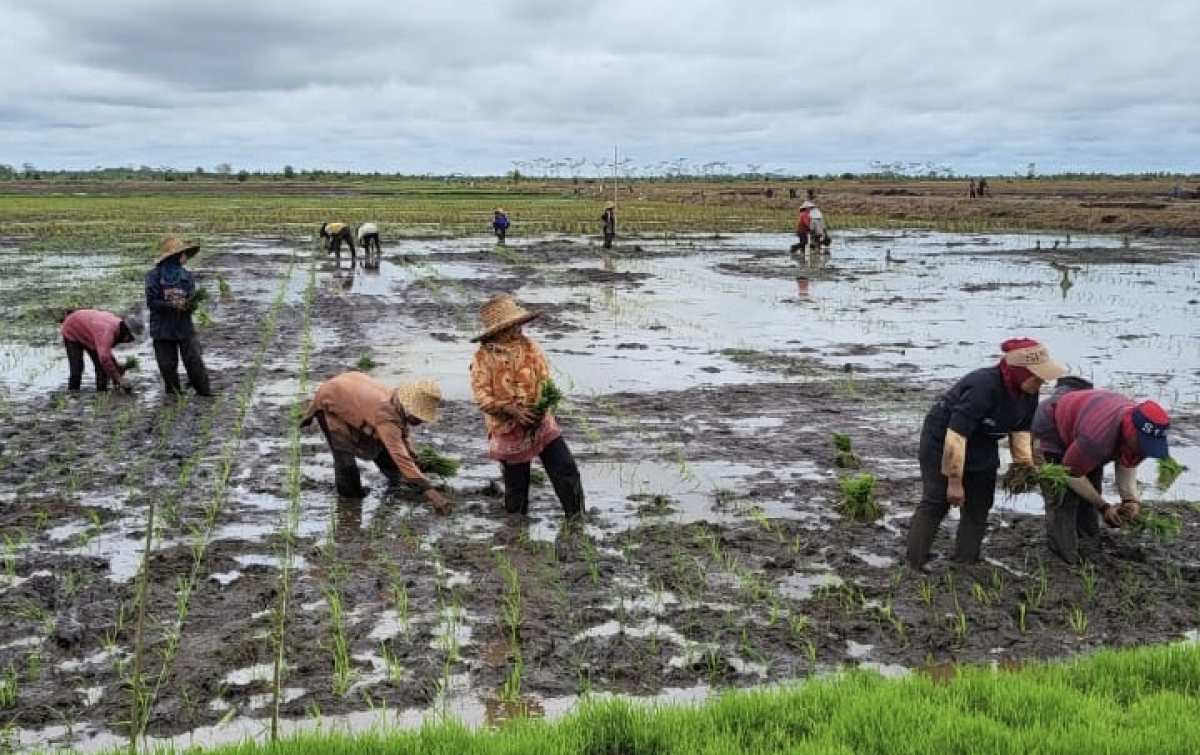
[122,314,145,339]
[156,236,199,264]
[394,379,442,424]
[605,201,615,209]
[800,201,816,209]
[471,294,542,342]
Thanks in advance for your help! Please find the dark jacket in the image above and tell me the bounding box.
[919,366,1037,472]
[145,264,197,341]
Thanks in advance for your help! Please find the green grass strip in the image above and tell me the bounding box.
[86,641,1200,755]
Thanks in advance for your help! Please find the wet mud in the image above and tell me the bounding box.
[0,233,1198,750]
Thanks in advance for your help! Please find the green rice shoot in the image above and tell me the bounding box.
[831,432,861,469]
[1038,462,1072,504]
[417,446,459,478]
[837,473,880,522]
[1157,457,1186,491]
[216,273,233,301]
[118,355,139,372]
[535,379,563,416]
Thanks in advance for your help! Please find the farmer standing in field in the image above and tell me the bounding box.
[60,309,144,393]
[905,338,1068,571]
[600,202,616,249]
[470,294,585,519]
[146,236,213,397]
[319,222,357,266]
[790,201,814,254]
[1031,383,1171,564]
[492,208,510,245]
[300,373,450,511]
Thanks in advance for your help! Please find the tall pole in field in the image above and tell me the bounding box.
[612,145,618,210]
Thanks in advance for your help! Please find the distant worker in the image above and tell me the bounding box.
[1031,383,1172,564]
[600,202,616,249]
[356,222,381,260]
[300,373,450,511]
[977,177,989,197]
[969,179,978,199]
[808,201,830,251]
[492,208,510,245]
[60,309,144,393]
[319,222,357,266]
[790,201,814,254]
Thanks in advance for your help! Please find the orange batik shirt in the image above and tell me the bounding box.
[470,332,562,463]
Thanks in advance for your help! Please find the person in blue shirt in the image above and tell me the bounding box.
[145,236,212,397]
[492,208,510,245]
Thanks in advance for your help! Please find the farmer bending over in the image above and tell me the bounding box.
[357,222,381,259]
[301,373,450,512]
[1031,382,1171,564]
[905,338,1067,571]
[319,222,357,266]
[60,309,144,392]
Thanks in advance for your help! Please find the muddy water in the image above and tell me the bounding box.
[0,232,1198,752]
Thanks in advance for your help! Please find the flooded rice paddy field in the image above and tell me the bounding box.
[1,230,1199,752]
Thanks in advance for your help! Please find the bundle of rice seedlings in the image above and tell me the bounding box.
[1001,463,1041,495]
[837,473,880,522]
[1038,462,1072,504]
[195,309,213,327]
[417,446,459,478]
[118,355,139,372]
[831,432,861,469]
[357,355,377,371]
[1126,510,1182,542]
[534,379,563,416]
[1157,457,1186,491]
[189,287,211,306]
[530,468,548,487]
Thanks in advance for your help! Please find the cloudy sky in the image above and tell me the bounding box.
[2,0,1196,177]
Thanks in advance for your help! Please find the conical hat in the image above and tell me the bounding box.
[471,294,542,342]
[156,236,199,264]
[394,379,441,424]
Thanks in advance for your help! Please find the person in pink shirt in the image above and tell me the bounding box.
[60,309,144,392]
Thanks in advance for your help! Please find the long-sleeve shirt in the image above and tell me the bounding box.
[145,265,197,340]
[470,334,552,436]
[61,309,124,383]
[1032,389,1138,477]
[919,366,1037,473]
[300,372,429,489]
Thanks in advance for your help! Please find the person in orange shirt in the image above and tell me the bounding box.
[301,373,449,511]
[470,294,585,519]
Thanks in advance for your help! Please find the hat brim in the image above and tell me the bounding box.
[156,245,199,264]
[1027,358,1068,381]
[470,311,542,342]
[1137,433,1169,459]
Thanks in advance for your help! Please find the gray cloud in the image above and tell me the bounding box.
[1,0,1196,174]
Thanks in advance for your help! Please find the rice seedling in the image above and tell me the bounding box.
[1157,457,1186,490]
[0,666,16,708]
[535,379,564,417]
[831,432,862,469]
[1038,462,1072,504]
[1001,463,1040,495]
[1076,562,1098,601]
[189,287,211,306]
[215,273,232,301]
[1068,606,1089,638]
[836,473,880,522]
[1127,510,1182,543]
[118,355,140,372]
[356,355,377,371]
[417,446,460,478]
[1017,602,1028,634]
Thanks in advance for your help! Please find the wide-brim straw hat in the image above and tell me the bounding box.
[471,294,542,342]
[605,201,615,209]
[394,379,442,424]
[156,236,200,265]
[800,201,816,209]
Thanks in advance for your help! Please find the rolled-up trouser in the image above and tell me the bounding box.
[64,337,109,391]
[906,455,998,568]
[154,336,212,396]
[500,436,584,517]
[1041,452,1103,563]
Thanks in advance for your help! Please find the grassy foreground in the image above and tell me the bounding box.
[118,642,1198,755]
